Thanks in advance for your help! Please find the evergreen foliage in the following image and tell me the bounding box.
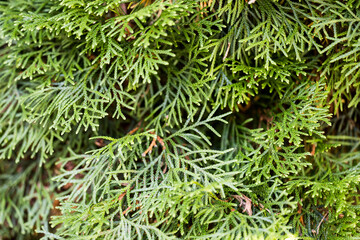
[1,0,360,239]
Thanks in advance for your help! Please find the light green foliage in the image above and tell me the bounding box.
[0,158,56,237]
[0,0,360,239]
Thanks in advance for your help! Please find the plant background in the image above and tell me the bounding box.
[0,0,360,239]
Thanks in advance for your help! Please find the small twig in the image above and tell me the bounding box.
[310,143,317,156]
[232,194,252,216]
[297,201,305,226]
[142,137,157,157]
[222,42,231,61]
[128,126,139,135]
[127,121,142,135]
[162,162,167,174]
[156,135,165,150]
[118,191,127,201]
[122,205,132,216]
[316,212,328,235]
[118,186,134,201]
[142,131,166,156]
[258,203,271,214]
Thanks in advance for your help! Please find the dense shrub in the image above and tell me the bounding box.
[1,0,360,239]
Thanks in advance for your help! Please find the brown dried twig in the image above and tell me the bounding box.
[316,212,328,235]
[142,131,166,156]
[122,206,132,216]
[127,121,142,135]
[232,194,253,216]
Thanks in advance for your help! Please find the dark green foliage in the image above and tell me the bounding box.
[0,0,360,239]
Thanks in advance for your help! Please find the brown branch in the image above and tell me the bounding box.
[118,192,127,201]
[142,137,157,157]
[222,42,231,61]
[127,121,142,135]
[232,194,252,216]
[162,162,168,174]
[122,205,132,216]
[142,131,166,156]
[316,212,328,235]
[156,135,165,150]
[310,143,317,156]
[258,203,271,214]
[297,201,305,226]
[118,186,134,201]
